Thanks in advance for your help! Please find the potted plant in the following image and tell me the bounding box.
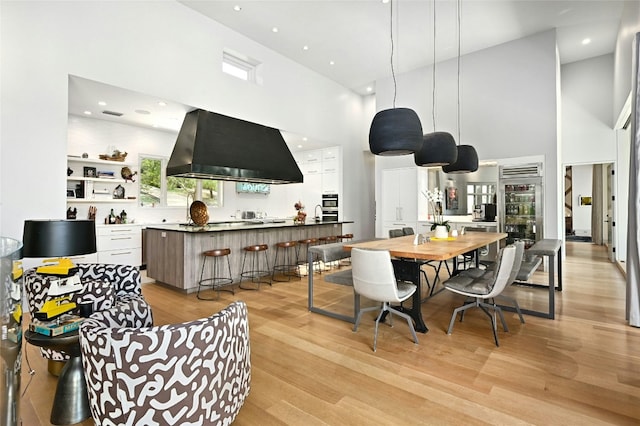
[422,188,450,238]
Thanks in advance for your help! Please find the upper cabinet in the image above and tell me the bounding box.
[293,146,342,197]
[67,156,138,204]
[321,147,341,194]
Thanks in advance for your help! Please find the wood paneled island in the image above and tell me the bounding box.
[145,220,346,292]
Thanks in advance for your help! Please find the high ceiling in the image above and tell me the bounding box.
[68,1,626,151]
[180,0,625,95]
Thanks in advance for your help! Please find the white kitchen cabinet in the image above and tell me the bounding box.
[96,225,142,266]
[381,168,418,236]
[382,168,417,221]
[294,146,341,207]
[321,147,341,195]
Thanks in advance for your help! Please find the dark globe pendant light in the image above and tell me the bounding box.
[368,0,423,157]
[442,144,478,173]
[370,108,423,156]
[414,132,457,166]
[442,0,479,174]
[414,0,457,167]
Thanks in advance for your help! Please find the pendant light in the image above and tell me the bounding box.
[443,0,478,174]
[414,0,457,167]
[369,0,423,156]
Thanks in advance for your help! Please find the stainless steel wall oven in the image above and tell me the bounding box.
[322,194,339,221]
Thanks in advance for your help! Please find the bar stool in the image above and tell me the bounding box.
[337,233,353,242]
[337,233,354,265]
[197,248,234,300]
[296,237,318,276]
[272,240,298,282]
[318,235,338,244]
[318,235,338,269]
[239,244,271,290]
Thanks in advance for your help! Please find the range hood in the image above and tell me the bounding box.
[167,109,303,184]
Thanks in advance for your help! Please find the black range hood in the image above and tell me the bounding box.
[167,109,303,184]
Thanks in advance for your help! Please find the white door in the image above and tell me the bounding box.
[606,163,615,262]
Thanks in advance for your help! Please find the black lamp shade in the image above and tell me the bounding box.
[414,132,458,166]
[22,220,97,257]
[369,108,423,156]
[442,145,479,174]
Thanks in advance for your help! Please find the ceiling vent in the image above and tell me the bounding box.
[102,110,123,117]
[499,163,543,179]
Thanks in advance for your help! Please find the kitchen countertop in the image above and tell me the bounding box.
[146,219,351,233]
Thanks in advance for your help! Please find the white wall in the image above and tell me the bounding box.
[613,1,640,122]
[572,165,593,237]
[562,54,616,164]
[374,30,560,239]
[0,1,368,240]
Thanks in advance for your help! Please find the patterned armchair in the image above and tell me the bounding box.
[24,263,153,362]
[79,301,251,426]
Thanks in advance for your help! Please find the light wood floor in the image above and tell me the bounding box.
[19,242,640,425]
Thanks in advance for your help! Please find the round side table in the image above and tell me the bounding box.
[24,329,91,425]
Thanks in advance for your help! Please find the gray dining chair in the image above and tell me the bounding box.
[351,248,419,352]
[388,229,404,238]
[443,245,517,346]
[458,240,526,323]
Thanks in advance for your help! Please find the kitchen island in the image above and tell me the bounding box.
[145,220,348,292]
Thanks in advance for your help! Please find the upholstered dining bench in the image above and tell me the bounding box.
[307,241,359,323]
[516,255,543,282]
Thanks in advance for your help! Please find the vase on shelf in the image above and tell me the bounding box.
[434,225,448,239]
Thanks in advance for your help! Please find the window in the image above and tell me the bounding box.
[222,49,261,83]
[466,183,496,214]
[140,155,223,208]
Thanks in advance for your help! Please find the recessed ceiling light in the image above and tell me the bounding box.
[297,144,303,149]
[98,101,107,106]
[83,110,92,115]
[233,5,241,12]
[135,109,151,115]
[382,0,390,3]
[366,86,373,92]
[158,101,167,107]
[302,137,308,142]
[272,27,279,33]
[582,38,591,45]
[303,45,309,51]
[329,61,335,65]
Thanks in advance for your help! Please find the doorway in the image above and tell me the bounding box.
[563,162,615,252]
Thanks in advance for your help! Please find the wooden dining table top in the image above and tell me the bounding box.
[344,232,508,261]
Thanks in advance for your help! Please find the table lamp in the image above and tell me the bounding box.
[22,220,96,319]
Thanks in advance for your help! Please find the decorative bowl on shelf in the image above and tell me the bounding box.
[99,151,128,162]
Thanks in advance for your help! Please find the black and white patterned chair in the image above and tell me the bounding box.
[79,300,251,426]
[24,263,153,363]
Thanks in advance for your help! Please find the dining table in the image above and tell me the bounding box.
[344,231,508,333]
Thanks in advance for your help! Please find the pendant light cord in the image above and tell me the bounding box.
[431,0,437,131]
[390,0,397,108]
[457,0,461,145]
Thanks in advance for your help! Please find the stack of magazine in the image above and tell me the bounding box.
[30,314,83,337]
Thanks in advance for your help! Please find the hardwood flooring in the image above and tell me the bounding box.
[18,242,640,425]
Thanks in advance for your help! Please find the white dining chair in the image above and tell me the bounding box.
[351,248,419,352]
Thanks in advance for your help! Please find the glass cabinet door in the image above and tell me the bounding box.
[504,184,537,248]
